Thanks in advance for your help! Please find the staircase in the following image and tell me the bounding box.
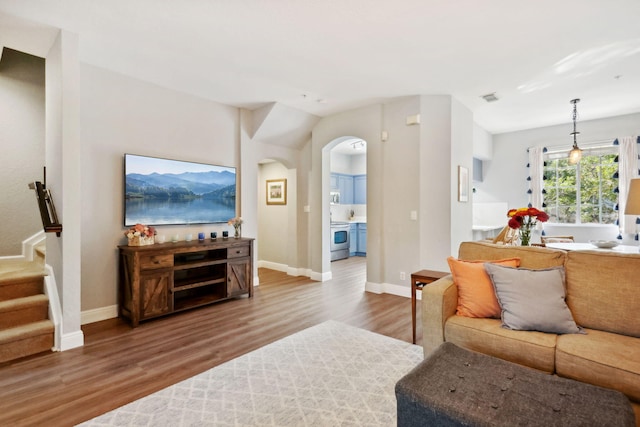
[0,244,54,363]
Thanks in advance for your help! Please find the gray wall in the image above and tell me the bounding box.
[0,48,45,256]
[80,64,240,313]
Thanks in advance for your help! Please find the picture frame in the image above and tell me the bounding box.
[266,179,287,205]
[458,166,469,202]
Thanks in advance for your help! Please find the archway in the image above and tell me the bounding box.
[323,136,368,276]
[256,158,300,276]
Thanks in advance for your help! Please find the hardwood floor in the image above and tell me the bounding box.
[0,257,421,426]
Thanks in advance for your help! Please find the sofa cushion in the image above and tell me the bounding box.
[484,264,582,335]
[556,328,640,403]
[447,256,520,318]
[458,241,566,269]
[444,315,557,373]
[564,251,640,338]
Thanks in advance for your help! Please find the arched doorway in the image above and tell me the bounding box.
[324,136,368,275]
[256,158,300,276]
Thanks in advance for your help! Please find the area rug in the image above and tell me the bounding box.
[80,320,424,426]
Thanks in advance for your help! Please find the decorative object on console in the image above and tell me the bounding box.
[568,98,582,164]
[506,207,549,246]
[228,216,243,238]
[124,223,155,246]
[266,178,287,205]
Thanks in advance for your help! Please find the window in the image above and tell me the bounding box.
[543,146,618,224]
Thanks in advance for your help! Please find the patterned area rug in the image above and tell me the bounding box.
[80,320,424,426]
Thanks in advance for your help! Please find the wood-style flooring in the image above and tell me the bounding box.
[0,257,420,426]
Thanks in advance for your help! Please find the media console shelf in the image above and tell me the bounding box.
[118,238,253,327]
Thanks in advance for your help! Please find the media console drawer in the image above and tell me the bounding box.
[119,238,254,327]
[227,245,250,258]
[139,254,173,270]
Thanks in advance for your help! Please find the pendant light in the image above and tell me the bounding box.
[568,98,582,164]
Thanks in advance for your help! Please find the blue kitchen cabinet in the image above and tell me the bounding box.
[330,173,339,190]
[338,174,353,204]
[354,175,366,204]
[349,223,357,256]
[357,223,367,256]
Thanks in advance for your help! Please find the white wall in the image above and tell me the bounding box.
[481,112,640,244]
[329,151,352,174]
[0,49,44,256]
[46,30,84,349]
[473,123,492,161]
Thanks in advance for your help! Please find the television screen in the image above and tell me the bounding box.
[124,154,236,226]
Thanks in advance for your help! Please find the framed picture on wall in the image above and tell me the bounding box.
[458,166,469,202]
[266,179,287,205]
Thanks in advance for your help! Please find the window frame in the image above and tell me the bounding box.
[543,145,618,225]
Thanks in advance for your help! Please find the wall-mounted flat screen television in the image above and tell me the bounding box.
[124,154,236,226]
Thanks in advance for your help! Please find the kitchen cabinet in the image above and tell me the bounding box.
[330,173,366,205]
[330,173,339,190]
[349,223,357,256]
[354,175,366,204]
[338,174,353,204]
[357,223,367,256]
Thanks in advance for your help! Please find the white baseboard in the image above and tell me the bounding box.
[43,265,62,350]
[81,304,118,325]
[365,281,413,299]
[287,267,311,277]
[22,230,45,261]
[258,260,314,279]
[258,260,288,272]
[310,270,332,281]
[59,330,84,351]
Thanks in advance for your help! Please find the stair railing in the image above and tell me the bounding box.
[28,167,62,237]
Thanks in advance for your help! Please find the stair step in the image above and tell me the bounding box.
[0,294,49,329]
[0,320,54,364]
[0,274,44,301]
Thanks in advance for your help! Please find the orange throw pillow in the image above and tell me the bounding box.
[447,256,521,318]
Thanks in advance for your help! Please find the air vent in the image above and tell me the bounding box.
[481,92,499,103]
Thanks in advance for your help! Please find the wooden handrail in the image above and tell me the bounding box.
[28,180,62,237]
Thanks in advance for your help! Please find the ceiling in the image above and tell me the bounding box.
[1,0,639,134]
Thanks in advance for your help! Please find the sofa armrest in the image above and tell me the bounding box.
[421,275,457,357]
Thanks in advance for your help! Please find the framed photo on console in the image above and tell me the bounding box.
[266,179,287,205]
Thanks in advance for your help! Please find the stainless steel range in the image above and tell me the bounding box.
[330,222,350,261]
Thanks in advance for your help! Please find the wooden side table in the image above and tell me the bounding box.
[411,269,448,344]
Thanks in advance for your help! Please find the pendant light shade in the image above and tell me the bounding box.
[568,99,582,164]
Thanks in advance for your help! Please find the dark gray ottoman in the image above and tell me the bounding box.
[395,342,635,427]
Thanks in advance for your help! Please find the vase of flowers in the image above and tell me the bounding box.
[507,207,549,246]
[125,223,156,246]
[228,217,243,239]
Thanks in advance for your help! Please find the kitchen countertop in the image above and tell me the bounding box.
[348,218,366,224]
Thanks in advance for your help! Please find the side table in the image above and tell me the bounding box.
[411,269,448,344]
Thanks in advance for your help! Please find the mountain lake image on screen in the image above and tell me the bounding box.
[124,154,236,226]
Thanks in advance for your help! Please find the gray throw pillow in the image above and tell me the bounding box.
[483,263,583,334]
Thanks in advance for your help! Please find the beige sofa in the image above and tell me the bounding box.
[422,241,640,422]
